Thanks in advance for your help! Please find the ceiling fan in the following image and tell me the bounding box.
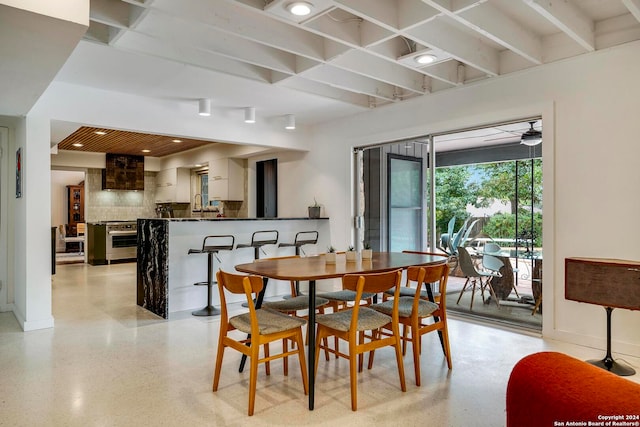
[482,121,542,145]
[520,121,542,146]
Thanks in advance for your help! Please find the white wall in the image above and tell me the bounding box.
[307,40,640,357]
[0,125,10,312]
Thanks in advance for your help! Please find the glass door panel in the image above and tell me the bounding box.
[388,154,422,252]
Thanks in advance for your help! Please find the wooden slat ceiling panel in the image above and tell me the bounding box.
[57,126,215,157]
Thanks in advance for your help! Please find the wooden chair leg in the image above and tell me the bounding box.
[456,278,471,305]
[248,344,259,416]
[411,322,421,386]
[283,338,288,376]
[264,344,270,376]
[349,344,358,411]
[212,339,226,391]
[442,321,453,369]
[358,331,365,372]
[393,326,406,392]
[401,324,408,355]
[295,330,309,395]
[470,279,477,310]
[314,326,329,378]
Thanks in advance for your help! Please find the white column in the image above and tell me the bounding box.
[12,115,54,330]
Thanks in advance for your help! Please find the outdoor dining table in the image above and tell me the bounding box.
[235,251,449,410]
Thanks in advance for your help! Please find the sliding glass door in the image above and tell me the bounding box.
[387,154,423,252]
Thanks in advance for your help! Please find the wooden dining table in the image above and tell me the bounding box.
[235,251,449,410]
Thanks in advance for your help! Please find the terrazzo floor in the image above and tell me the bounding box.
[1,262,638,426]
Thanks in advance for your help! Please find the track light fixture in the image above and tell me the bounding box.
[285,114,295,130]
[198,98,211,116]
[244,107,256,123]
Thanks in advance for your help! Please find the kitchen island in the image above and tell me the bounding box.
[136,217,330,318]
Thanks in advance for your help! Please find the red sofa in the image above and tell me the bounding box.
[507,351,640,427]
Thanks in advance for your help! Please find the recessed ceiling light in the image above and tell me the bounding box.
[172,139,182,143]
[72,143,83,147]
[95,131,107,135]
[287,1,313,16]
[195,164,202,167]
[414,54,437,65]
[142,149,151,153]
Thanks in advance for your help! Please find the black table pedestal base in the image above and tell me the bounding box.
[192,306,220,316]
[586,306,636,377]
[588,357,635,376]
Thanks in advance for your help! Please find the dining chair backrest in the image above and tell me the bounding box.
[342,269,402,329]
[406,263,450,309]
[483,254,503,274]
[484,242,501,254]
[342,269,402,296]
[457,246,481,278]
[216,270,264,326]
[76,223,86,236]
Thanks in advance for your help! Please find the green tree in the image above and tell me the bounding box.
[476,159,543,245]
[434,166,478,236]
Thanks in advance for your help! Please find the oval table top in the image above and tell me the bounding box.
[235,251,449,281]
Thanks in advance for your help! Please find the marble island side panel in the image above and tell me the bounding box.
[136,218,331,319]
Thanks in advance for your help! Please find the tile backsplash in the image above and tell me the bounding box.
[85,168,157,221]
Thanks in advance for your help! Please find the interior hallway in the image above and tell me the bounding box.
[1,263,638,426]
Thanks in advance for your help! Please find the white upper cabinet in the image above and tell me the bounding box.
[155,168,190,203]
[209,158,244,201]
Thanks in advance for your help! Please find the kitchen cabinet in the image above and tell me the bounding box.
[67,185,84,236]
[208,158,244,201]
[155,168,190,203]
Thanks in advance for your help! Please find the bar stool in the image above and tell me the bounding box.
[237,230,279,308]
[236,230,279,260]
[278,231,319,298]
[188,235,235,316]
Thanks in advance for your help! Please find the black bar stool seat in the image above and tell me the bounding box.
[236,230,279,260]
[278,231,319,255]
[188,234,235,316]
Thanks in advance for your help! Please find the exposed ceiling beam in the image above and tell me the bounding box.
[523,0,595,52]
[456,3,543,65]
[298,64,399,101]
[328,50,426,94]
[622,0,640,23]
[132,10,299,74]
[405,18,499,76]
[421,0,542,64]
[153,0,327,61]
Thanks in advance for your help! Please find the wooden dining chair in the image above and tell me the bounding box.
[213,270,309,416]
[382,250,449,302]
[370,264,452,386]
[261,255,331,362]
[314,269,405,411]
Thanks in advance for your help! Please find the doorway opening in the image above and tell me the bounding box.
[256,159,277,218]
[51,169,86,265]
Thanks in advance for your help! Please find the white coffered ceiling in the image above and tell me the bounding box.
[76,0,640,113]
[4,0,640,151]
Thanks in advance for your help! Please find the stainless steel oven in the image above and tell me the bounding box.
[106,222,137,263]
